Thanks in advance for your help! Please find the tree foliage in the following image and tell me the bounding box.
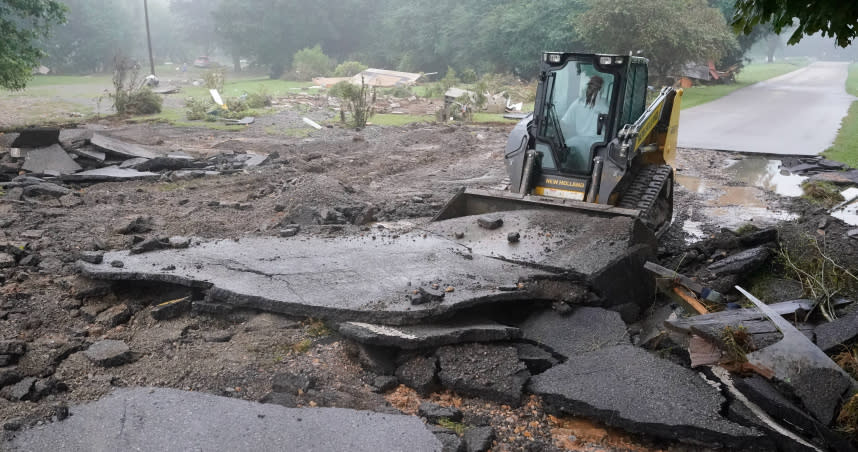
[573,0,738,79]
[732,0,858,47]
[292,45,334,80]
[0,0,66,90]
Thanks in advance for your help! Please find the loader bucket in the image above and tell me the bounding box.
[432,188,640,222]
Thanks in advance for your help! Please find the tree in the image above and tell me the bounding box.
[573,0,738,80]
[732,0,858,47]
[0,0,66,89]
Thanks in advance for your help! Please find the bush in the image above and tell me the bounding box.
[244,88,272,108]
[110,55,162,115]
[334,61,368,77]
[329,78,374,128]
[185,97,210,120]
[380,86,413,98]
[293,44,334,80]
[120,88,162,115]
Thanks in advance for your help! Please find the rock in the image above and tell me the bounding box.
[519,307,628,358]
[116,216,153,235]
[0,376,36,401]
[436,344,530,406]
[3,418,23,431]
[131,237,169,254]
[11,128,59,148]
[372,375,399,393]
[514,343,558,374]
[476,217,503,230]
[419,402,463,423]
[0,356,14,367]
[507,232,520,243]
[21,182,71,198]
[355,344,397,375]
[84,340,133,367]
[168,236,191,249]
[395,355,438,396]
[150,297,190,321]
[110,260,124,268]
[0,341,26,356]
[463,426,494,452]
[78,251,104,264]
[271,372,315,395]
[529,345,768,448]
[815,308,858,353]
[849,229,858,240]
[0,368,22,387]
[95,303,131,327]
[135,155,197,172]
[429,425,465,452]
[0,253,15,268]
[21,144,81,175]
[410,287,445,305]
[338,320,521,350]
[30,378,59,401]
[279,226,300,238]
[706,246,771,276]
[203,330,233,343]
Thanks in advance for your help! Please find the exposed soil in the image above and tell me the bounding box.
[1,115,857,450]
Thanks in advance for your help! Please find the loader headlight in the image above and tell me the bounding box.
[547,53,562,63]
[599,56,613,65]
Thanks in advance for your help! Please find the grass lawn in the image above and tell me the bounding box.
[822,63,858,167]
[680,60,809,109]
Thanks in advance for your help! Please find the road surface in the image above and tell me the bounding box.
[678,62,854,155]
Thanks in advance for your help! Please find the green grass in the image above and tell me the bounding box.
[823,63,858,167]
[369,113,434,126]
[681,61,809,109]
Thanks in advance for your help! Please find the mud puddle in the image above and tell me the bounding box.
[675,155,803,238]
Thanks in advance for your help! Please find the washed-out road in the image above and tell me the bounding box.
[678,61,854,155]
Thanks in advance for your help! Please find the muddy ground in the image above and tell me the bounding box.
[1,114,857,451]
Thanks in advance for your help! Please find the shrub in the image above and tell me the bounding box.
[244,88,272,108]
[185,97,209,120]
[111,55,162,115]
[293,44,334,80]
[121,88,162,115]
[329,78,375,128]
[334,61,368,77]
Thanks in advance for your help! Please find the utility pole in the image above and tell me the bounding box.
[144,0,155,75]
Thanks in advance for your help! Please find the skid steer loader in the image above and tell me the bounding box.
[435,52,682,236]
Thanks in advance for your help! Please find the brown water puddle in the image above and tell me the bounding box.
[676,156,802,234]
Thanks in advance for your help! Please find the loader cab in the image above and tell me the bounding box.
[527,52,648,200]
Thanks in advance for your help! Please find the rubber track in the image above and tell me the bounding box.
[617,164,672,229]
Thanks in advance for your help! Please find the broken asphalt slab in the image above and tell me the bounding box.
[529,345,770,448]
[5,388,442,452]
[76,209,655,326]
[77,234,575,325]
[89,133,159,160]
[519,307,628,358]
[338,320,521,349]
[21,144,81,175]
[61,166,160,183]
